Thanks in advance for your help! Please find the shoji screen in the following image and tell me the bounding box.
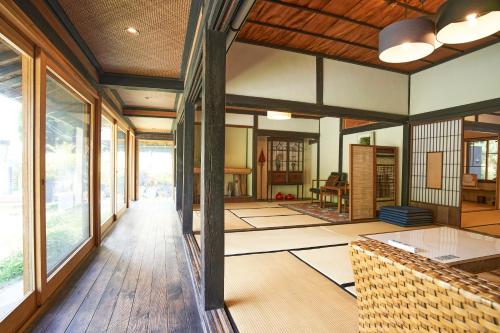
[410,119,462,208]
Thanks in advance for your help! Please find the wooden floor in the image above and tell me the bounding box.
[28,199,203,333]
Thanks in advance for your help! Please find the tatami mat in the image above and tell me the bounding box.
[325,221,429,241]
[231,207,302,218]
[462,201,496,213]
[225,252,358,333]
[243,214,327,228]
[224,226,351,255]
[224,202,282,209]
[193,210,254,232]
[467,224,500,237]
[461,210,500,228]
[291,245,354,285]
[195,226,351,255]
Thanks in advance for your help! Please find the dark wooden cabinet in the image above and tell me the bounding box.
[267,138,304,198]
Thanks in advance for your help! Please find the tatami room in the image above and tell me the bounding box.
[0,0,499,332]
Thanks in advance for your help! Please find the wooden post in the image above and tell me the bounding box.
[401,122,410,206]
[200,28,225,310]
[175,124,183,212]
[182,103,195,234]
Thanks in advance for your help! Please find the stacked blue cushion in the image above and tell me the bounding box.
[379,206,433,227]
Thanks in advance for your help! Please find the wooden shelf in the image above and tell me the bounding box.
[194,167,252,175]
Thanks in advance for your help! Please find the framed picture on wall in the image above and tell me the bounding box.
[358,132,375,145]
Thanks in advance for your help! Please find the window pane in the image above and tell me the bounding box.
[139,140,173,198]
[0,41,33,319]
[489,140,498,154]
[488,153,497,181]
[468,141,487,179]
[116,129,126,211]
[100,116,113,224]
[45,74,90,274]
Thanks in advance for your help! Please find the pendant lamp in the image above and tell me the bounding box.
[379,17,439,63]
[436,0,500,44]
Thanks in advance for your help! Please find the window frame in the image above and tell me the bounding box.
[0,22,36,332]
[100,110,116,232]
[115,125,128,216]
[465,137,498,182]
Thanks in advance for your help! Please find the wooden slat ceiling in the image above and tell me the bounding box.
[238,0,500,73]
[57,0,191,78]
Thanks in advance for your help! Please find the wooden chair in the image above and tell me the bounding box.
[310,172,347,204]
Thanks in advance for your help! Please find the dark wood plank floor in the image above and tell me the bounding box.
[28,199,203,333]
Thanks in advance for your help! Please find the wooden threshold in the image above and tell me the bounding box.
[183,233,235,333]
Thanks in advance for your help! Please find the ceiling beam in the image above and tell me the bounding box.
[100,73,184,92]
[261,0,462,54]
[227,94,408,123]
[123,107,177,118]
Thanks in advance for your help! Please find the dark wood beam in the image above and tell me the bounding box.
[182,103,195,234]
[175,122,184,213]
[135,132,174,140]
[340,121,401,135]
[123,108,177,118]
[200,28,225,311]
[401,122,410,206]
[226,94,408,123]
[252,115,258,200]
[257,129,319,139]
[100,73,184,92]
[464,121,500,133]
[316,57,323,105]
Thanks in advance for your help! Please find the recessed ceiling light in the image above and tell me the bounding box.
[125,27,139,35]
[267,110,291,120]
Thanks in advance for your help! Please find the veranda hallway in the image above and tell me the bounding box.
[28,199,202,333]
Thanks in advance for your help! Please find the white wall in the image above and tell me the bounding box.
[323,59,408,115]
[226,113,254,126]
[410,43,500,115]
[342,126,404,205]
[319,117,340,178]
[226,42,316,103]
[258,116,319,133]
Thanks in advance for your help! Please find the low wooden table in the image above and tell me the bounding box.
[319,185,348,212]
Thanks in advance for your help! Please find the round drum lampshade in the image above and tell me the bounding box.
[436,0,500,44]
[379,17,437,63]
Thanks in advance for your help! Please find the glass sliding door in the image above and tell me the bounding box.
[0,38,34,320]
[116,129,127,211]
[139,140,174,198]
[45,74,90,274]
[100,116,113,224]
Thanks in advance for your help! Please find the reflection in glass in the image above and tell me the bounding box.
[116,129,126,211]
[100,117,113,224]
[139,140,173,198]
[45,74,90,274]
[0,40,33,319]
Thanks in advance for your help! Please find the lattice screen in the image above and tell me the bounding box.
[410,119,462,207]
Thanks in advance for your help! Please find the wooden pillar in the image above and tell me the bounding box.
[200,28,225,310]
[252,115,257,199]
[175,123,184,212]
[401,122,410,206]
[182,103,195,234]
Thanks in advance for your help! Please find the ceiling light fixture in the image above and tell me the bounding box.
[379,17,439,63]
[267,110,291,120]
[125,27,139,35]
[436,0,500,44]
